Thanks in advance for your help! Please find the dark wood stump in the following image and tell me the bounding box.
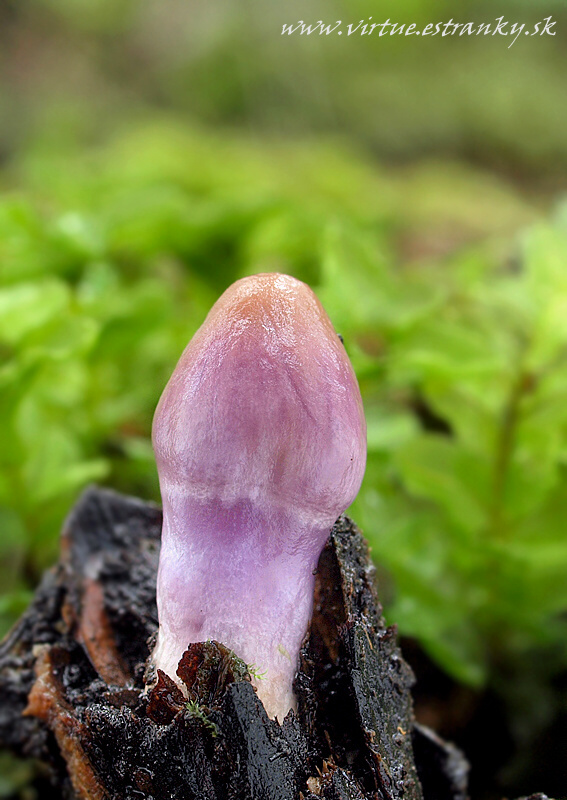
[1,487,471,799]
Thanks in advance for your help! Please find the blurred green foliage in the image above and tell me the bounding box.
[2,119,565,701]
[336,222,567,685]
[1,0,567,179]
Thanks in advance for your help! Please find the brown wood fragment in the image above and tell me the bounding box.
[146,669,185,724]
[176,640,251,705]
[24,645,107,800]
[78,578,131,686]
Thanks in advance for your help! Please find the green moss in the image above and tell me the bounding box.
[185,701,219,738]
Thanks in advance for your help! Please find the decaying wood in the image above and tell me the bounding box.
[0,487,472,799]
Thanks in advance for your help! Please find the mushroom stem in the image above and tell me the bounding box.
[154,501,327,718]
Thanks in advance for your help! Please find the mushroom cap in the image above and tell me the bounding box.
[152,273,366,530]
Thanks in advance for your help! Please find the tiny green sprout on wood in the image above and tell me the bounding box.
[185,701,219,738]
[152,273,366,721]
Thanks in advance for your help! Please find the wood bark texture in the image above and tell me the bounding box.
[1,487,474,800]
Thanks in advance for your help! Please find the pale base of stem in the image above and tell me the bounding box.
[152,631,297,722]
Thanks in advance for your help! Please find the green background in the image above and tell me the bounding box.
[1,1,567,797]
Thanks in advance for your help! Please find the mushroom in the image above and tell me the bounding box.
[152,273,366,721]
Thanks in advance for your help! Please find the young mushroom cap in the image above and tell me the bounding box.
[152,273,366,720]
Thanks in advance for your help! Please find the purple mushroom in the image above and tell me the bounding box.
[152,273,366,721]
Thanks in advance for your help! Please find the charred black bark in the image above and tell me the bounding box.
[0,487,470,800]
